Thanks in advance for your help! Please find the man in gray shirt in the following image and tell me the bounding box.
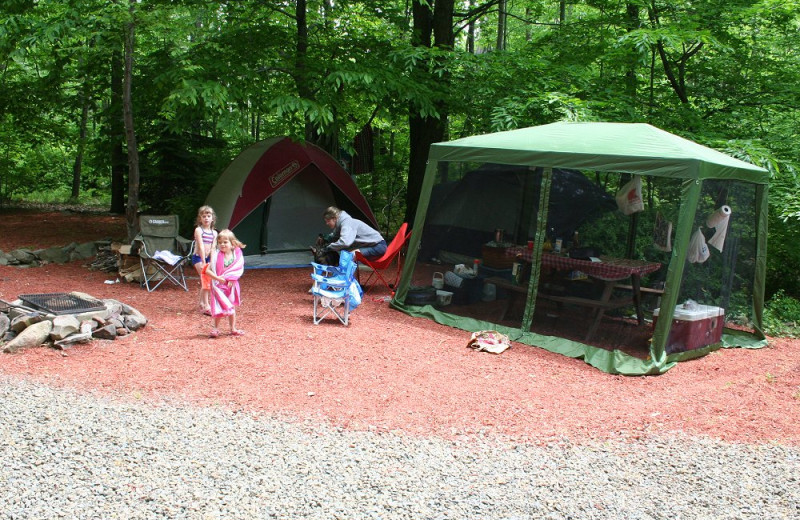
[313,206,387,263]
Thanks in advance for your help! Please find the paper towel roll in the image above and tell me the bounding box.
[706,205,731,252]
[706,205,731,228]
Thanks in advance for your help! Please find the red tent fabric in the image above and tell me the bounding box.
[206,138,377,261]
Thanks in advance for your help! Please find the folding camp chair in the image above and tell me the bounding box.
[311,250,362,326]
[132,215,194,292]
[354,223,411,294]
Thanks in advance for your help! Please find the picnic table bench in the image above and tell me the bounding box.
[484,251,662,342]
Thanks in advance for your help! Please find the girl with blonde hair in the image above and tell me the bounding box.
[206,229,246,337]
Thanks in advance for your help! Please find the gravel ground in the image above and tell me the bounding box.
[1,377,797,520]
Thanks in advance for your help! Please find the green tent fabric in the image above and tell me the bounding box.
[393,122,769,375]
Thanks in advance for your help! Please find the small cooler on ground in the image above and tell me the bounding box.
[653,304,725,354]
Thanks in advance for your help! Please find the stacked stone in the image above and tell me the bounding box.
[0,240,110,267]
[0,292,147,353]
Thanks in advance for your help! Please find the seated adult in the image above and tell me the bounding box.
[312,206,387,264]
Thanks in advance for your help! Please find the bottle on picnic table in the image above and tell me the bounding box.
[512,253,524,284]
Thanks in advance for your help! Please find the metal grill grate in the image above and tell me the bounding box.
[18,293,105,315]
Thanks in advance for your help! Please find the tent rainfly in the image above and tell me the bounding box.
[205,137,377,268]
[392,122,769,375]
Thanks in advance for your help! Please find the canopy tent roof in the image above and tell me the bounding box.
[428,122,769,183]
[394,122,769,376]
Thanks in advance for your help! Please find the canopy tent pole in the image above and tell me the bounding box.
[650,178,702,364]
[394,158,440,303]
[521,167,553,331]
[516,168,539,244]
[752,184,769,337]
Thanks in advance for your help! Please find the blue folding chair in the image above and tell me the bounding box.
[311,250,362,326]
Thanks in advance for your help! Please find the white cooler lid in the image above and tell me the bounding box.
[654,304,724,321]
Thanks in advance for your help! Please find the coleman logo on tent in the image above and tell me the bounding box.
[270,161,301,188]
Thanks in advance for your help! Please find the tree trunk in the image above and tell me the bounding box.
[648,5,695,105]
[110,46,126,214]
[294,0,311,141]
[655,42,693,104]
[123,0,140,241]
[467,0,475,52]
[71,76,90,200]
[624,2,640,100]
[407,115,444,224]
[496,0,506,51]
[525,7,532,42]
[406,0,454,226]
[292,0,337,155]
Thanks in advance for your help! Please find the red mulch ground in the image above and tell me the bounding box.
[1,208,798,445]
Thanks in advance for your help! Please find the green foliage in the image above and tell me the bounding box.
[8,186,109,207]
[764,216,800,298]
[763,290,800,338]
[2,0,800,310]
[137,127,230,235]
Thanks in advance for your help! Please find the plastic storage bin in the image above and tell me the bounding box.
[653,304,724,354]
[436,290,453,306]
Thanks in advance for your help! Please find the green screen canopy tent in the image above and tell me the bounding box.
[393,122,769,375]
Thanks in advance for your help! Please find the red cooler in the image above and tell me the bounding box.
[653,304,725,354]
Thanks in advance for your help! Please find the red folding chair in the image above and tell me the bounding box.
[354,223,411,294]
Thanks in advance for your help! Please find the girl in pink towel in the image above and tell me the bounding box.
[206,229,246,338]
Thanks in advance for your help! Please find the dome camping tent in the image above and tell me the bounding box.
[393,122,769,375]
[205,137,377,268]
[419,163,617,262]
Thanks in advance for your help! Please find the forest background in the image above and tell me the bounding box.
[2,0,799,332]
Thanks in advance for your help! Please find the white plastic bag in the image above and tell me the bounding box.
[615,175,644,215]
[347,280,363,309]
[687,228,710,264]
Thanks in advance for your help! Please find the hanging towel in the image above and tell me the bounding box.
[706,205,732,252]
[687,227,710,264]
[653,212,673,252]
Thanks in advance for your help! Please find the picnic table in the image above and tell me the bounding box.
[488,248,662,342]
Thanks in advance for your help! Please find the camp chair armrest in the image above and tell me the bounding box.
[311,273,348,287]
[311,262,348,279]
[176,235,193,256]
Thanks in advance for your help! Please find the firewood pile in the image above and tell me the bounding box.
[89,243,156,284]
[88,245,120,273]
